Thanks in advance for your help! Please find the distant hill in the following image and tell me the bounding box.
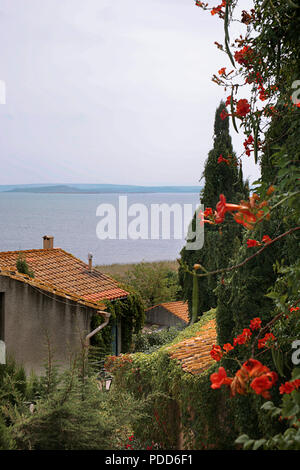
[6,185,81,193]
[2,183,201,194]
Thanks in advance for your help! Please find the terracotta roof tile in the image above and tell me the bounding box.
[0,248,128,309]
[147,301,189,324]
[167,319,217,375]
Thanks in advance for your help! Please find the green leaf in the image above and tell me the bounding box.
[224,2,235,68]
[235,434,250,444]
[292,368,300,381]
[287,0,300,9]
[262,0,271,7]
[271,409,281,419]
[261,401,276,411]
[230,89,238,134]
[243,439,255,450]
[253,439,266,450]
[253,117,259,164]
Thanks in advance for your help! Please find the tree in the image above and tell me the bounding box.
[122,262,179,308]
[179,101,247,320]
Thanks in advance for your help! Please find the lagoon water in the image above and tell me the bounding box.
[0,192,200,265]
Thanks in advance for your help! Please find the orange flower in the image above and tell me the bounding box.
[211,0,226,17]
[233,328,252,346]
[225,95,232,106]
[266,186,275,196]
[231,359,277,398]
[220,109,229,120]
[215,194,228,223]
[247,239,260,247]
[214,194,247,223]
[234,196,269,230]
[210,344,223,361]
[210,367,233,389]
[218,154,230,165]
[223,343,234,353]
[250,372,278,399]
[243,135,254,156]
[258,333,276,349]
[211,359,278,399]
[213,194,269,229]
[204,207,213,217]
[262,235,272,244]
[236,99,250,117]
[242,358,268,376]
[230,367,249,396]
[233,211,259,230]
[198,210,215,225]
[218,67,226,75]
[234,46,254,66]
[250,317,262,331]
[279,381,296,395]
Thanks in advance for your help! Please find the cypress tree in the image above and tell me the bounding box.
[179,101,247,320]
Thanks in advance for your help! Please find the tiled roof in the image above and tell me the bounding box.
[167,319,217,375]
[0,248,128,309]
[147,301,189,324]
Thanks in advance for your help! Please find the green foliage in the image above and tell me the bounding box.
[1,352,152,450]
[201,102,245,209]
[132,326,183,354]
[105,310,239,449]
[175,0,300,449]
[0,415,14,450]
[236,369,300,450]
[122,262,180,308]
[0,357,29,409]
[0,357,35,450]
[97,261,180,309]
[16,253,35,278]
[90,291,145,358]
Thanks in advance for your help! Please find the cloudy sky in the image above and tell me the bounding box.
[0,0,259,186]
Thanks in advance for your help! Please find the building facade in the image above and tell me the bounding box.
[0,238,128,374]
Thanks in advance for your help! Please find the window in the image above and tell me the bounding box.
[0,293,4,341]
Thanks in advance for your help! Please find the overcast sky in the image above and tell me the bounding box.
[0,0,260,186]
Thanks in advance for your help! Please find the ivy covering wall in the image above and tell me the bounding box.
[90,291,145,357]
[105,310,241,449]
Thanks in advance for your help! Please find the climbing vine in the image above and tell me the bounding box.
[90,290,145,357]
[105,310,238,449]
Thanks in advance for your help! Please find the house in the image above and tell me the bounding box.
[0,236,129,374]
[145,301,189,329]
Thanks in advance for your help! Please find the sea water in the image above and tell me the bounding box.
[0,192,200,265]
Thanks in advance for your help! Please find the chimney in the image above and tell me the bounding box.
[43,235,54,249]
[88,253,93,272]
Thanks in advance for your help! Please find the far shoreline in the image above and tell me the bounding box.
[0,183,201,195]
